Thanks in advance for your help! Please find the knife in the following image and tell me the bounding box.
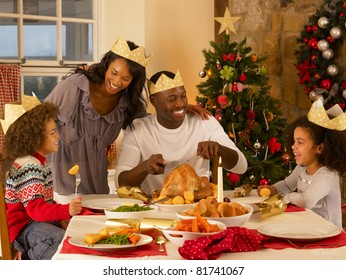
[163,161,184,173]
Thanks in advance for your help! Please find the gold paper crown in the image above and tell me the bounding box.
[0,94,41,134]
[111,37,150,67]
[148,70,184,95]
[307,99,346,131]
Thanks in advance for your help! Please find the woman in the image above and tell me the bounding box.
[46,38,208,203]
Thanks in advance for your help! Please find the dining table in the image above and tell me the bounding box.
[52,190,346,260]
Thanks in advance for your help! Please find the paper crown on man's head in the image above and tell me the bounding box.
[307,99,346,131]
[111,37,150,68]
[0,94,41,134]
[148,70,184,95]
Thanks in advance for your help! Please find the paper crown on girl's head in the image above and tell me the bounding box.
[307,99,346,131]
[148,70,184,95]
[111,37,150,68]
[0,94,41,134]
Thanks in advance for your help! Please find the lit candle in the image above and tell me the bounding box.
[217,157,223,202]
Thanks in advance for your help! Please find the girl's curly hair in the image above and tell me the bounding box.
[286,116,346,173]
[1,102,59,162]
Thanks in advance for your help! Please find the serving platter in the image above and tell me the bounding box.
[68,234,153,251]
[257,222,341,241]
[81,194,143,211]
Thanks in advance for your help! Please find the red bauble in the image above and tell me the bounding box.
[259,177,269,186]
[306,25,312,32]
[239,73,247,82]
[308,38,318,49]
[234,104,242,112]
[312,25,318,31]
[311,54,317,60]
[227,172,240,185]
[321,79,331,90]
[246,109,256,120]
[281,152,291,163]
[232,82,238,92]
[217,94,228,107]
[327,35,335,43]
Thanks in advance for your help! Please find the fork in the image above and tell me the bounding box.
[286,239,342,249]
[75,172,81,198]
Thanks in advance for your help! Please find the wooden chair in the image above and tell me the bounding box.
[0,164,18,260]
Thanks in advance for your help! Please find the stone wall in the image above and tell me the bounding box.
[226,0,334,123]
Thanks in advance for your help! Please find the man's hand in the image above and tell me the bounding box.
[197,141,220,159]
[145,154,167,175]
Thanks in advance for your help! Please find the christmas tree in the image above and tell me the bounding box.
[196,9,292,190]
[295,0,346,109]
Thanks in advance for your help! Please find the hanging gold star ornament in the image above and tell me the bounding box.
[215,7,241,35]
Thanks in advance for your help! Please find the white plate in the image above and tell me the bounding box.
[257,222,341,241]
[81,194,143,211]
[156,203,196,212]
[104,205,159,219]
[68,234,153,251]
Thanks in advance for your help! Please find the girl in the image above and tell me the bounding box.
[1,102,82,259]
[257,114,346,229]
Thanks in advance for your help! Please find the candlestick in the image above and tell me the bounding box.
[217,157,223,202]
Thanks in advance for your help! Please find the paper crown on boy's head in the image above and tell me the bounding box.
[148,70,184,95]
[0,94,41,134]
[307,98,346,131]
[111,37,150,68]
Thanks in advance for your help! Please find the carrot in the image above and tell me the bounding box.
[191,218,199,232]
[129,233,140,244]
[194,213,211,233]
[116,228,136,235]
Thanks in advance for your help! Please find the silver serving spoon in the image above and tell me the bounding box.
[146,196,169,206]
[155,236,166,252]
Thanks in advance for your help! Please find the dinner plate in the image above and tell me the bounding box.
[257,222,341,241]
[68,234,153,251]
[81,194,143,211]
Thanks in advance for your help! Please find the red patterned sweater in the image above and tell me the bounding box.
[5,152,71,243]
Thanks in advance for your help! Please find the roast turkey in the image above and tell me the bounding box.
[159,163,213,200]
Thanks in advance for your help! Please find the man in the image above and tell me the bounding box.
[114,70,247,195]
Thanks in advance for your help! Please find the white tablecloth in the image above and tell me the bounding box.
[52,192,346,260]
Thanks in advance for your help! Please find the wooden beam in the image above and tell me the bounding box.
[214,0,228,42]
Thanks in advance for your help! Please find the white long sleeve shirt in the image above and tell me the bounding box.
[274,165,342,229]
[115,114,247,195]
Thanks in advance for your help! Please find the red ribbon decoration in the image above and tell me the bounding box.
[222,53,235,62]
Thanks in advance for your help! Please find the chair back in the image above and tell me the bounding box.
[0,163,15,260]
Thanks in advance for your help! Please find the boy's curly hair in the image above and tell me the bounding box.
[1,102,59,162]
[286,116,346,173]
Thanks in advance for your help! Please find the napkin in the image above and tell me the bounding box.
[262,231,346,249]
[60,236,167,258]
[284,204,305,212]
[79,207,103,215]
[178,227,266,260]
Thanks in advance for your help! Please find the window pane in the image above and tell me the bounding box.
[62,0,92,19]
[24,76,59,101]
[62,22,92,61]
[23,0,56,16]
[0,18,18,59]
[23,19,56,60]
[0,0,18,13]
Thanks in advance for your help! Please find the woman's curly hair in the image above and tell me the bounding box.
[1,102,59,162]
[286,116,346,173]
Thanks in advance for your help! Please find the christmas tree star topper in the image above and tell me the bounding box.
[215,7,241,35]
